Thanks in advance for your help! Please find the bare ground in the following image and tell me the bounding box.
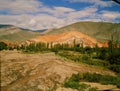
[0,50,117,91]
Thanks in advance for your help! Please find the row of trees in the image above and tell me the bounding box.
[0,38,120,72]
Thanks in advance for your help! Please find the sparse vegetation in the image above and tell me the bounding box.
[64,78,90,90]
[1,24,120,90]
[0,41,8,50]
[88,87,98,91]
[1,36,120,73]
[15,39,120,90]
[63,73,120,90]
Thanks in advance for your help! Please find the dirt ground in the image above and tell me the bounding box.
[0,50,117,91]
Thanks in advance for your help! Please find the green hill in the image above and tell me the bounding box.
[0,24,40,42]
[47,21,120,41]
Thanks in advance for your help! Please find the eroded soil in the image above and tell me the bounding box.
[0,50,116,91]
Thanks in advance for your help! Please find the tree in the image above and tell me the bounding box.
[0,42,7,50]
[107,35,120,65]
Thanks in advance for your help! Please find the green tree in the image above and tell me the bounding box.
[0,42,7,50]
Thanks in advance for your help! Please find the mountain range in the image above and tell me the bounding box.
[0,21,120,47]
[47,21,120,42]
[0,24,40,43]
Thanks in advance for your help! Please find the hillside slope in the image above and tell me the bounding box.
[47,21,120,41]
[29,31,103,47]
[0,25,40,43]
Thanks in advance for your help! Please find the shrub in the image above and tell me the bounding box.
[70,73,82,82]
[82,55,90,61]
[0,42,7,50]
[51,48,58,54]
[109,65,120,73]
[116,75,120,88]
[65,73,120,89]
[78,83,90,91]
[64,73,89,90]
[83,73,101,82]
[64,79,89,90]
[64,79,80,89]
[89,87,98,91]
[47,88,55,91]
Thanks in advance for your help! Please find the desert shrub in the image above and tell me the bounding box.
[64,73,89,90]
[47,88,55,91]
[116,75,120,88]
[91,59,109,66]
[82,55,90,61]
[51,48,58,54]
[89,87,98,91]
[58,50,119,73]
[65,73,120,89]
[64,79,80,89]
[109,65,120,73]
[100,75,116,85]
[82,57,110,67]
[58,51,111,68]
[70,73,82,82]
[97,47,108,60]
[83,73,120,88]
[78,83,90,91]
[108,54,120,65]
[64,79,89,90]
[83,73,101,82]
[0,42,7,50]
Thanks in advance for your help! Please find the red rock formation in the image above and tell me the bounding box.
[28,31,104,47]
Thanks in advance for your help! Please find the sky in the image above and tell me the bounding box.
[0,0,120,30]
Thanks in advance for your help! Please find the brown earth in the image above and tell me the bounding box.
[0,50,116,91]
[27,31,104,47]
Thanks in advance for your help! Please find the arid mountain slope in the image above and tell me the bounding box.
[1,50,115,91]
[0,25,40,43]
[47,21,120,41]
[29,31,103,47]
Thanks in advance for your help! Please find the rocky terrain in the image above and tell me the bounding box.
[0,50,117,91]
[28,31,104,47]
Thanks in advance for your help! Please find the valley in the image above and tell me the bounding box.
[1,50,119,91]
[0,0,120,90]
[0,21,120,91]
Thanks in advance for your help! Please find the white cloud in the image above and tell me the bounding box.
[0,0,42,14]
[69,0,113,7]
[100,11,120,22]
[0,6,119,30]
[67,7,98,19]
[0,0,75,15]
[53,7,75,12]
[0,0,78,29]
[0,0,119,30]
[0,6,98,30]
[36,6,76,19]
[0,14,69,30]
